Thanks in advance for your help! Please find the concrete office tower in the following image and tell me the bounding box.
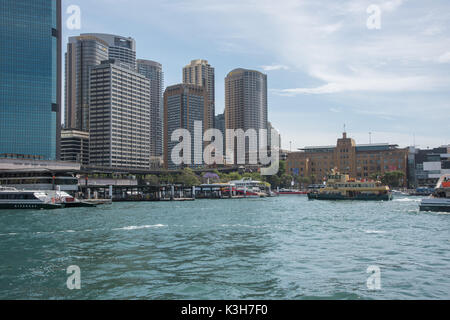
[224,69,268,164]
[65,35,109,131]
[137,59,164,157]
[89,60,151,169]
[164,84,209,170]
[183,60,215,129]
[82,33,136,69]
[60,130,90,165]
[0,0,62,160]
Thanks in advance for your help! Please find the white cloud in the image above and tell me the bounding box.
[273,67,448,95]
[380,0,405,13]
[438,51,450,63]
[260,64,290,71]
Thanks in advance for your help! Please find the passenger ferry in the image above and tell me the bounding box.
[420,174,450,212]
[307,170,392,201]
[55,190,96,208]
[0,186,62,210]
[229,178,268,197]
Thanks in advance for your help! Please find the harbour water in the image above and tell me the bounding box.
[0,196,449,300]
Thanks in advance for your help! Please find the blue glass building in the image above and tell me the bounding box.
[0,0,61,160]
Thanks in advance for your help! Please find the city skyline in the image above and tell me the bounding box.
[61,0,450,150]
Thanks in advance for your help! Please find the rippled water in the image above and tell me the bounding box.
[0,196,449,300]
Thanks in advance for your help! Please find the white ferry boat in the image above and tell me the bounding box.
[0,187,62,210]
[420,174,450,213]
[229,178,268,197]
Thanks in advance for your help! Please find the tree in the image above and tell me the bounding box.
[144,174,159,186]
[264,174,281,188]
[159,173,175,185]
[381,171,405,188]
[278,160,287,177]
[295,175,311,188]
[280,173,294,188]
[176,168,200,187]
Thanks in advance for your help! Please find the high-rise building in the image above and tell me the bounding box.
[267,121,281,149]
[89,59,151,169]
[183,60,215,129]
[0,0,62,160]
[137,59,164,157]
[82,33,136,69]
[224,68,268,164]
[60,130,90,165]
[65,35,109,131]
[164,84,209,170]
[215,113,225,138]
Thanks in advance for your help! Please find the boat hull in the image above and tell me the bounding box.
[0,202,62,210]
[63,201,97,208]
[308,193,392,201]
[420,198,450,212]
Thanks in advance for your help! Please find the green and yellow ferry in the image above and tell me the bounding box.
[307,171,392,201]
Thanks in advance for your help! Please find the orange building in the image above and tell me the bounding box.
[286,132,408,186]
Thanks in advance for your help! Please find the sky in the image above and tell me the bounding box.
[62,0,450,150]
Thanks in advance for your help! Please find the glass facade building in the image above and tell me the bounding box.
[137,59,164,157]
[0,0,61,160]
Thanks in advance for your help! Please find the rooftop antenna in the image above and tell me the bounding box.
[369,132,372,144]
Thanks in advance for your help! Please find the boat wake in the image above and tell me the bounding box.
[393,198,421,202]
[364,230,387,234]
[113,224,167,231]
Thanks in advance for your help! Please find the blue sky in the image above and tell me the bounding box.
[62,0,450,150]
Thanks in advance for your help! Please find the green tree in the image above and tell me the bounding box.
[280,173,294,188]
[381,171,405,188]
[296,175,311,188]
[278,160,287,177]
[159,173,175,185]
[144,174,160,186]
[176,168,200,187]
[264,174,281,188]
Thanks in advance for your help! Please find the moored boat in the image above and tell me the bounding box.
[0,187,62,210]
[229,178,268,198]
[307,170,392,201]
[55,191,97,208]
[420,175,450,212]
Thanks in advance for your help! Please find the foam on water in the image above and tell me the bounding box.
[393,198,421,202]
[364,230,387,234]
[113,224,167,231]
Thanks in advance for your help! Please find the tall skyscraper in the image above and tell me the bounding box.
[215,113,225,138]
[65,35,109,131]
[89,60,151,169]
[137,59,164,157]
[183,60,215,129]
[225,69,268,163]
[0,0,61,160]
[164,84,209,169]
[82,33,136,69]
